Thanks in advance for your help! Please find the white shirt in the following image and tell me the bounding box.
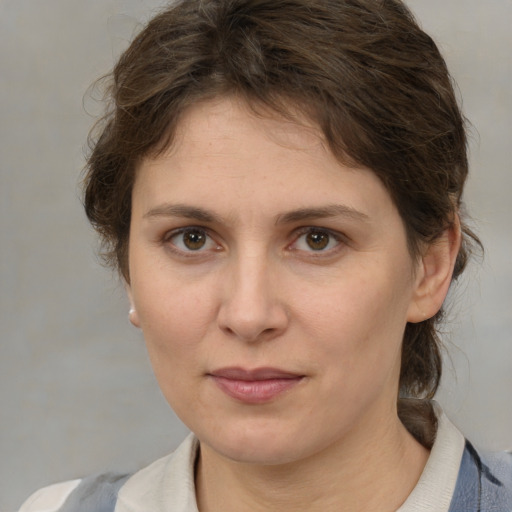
[19,409,466,512]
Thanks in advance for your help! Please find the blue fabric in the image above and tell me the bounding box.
[58,472,130,512]
[56,442,512,511]
[449,441,512,511]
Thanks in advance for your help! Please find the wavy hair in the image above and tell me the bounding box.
[84,0,480,411]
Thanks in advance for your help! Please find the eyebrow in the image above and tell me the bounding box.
[275,205,369,225]
[143,203,369,225]
[144,204,222,223]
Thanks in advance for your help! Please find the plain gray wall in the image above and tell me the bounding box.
[1,1,510,510]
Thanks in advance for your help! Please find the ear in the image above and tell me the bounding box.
[407,218,461,323]
[125,283,141,328]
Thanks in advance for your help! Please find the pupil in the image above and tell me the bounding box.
[306,231,329,250]
[184,231,206,250]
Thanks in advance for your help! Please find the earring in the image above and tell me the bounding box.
[128,307,138,326]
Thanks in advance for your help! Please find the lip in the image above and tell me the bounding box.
[208,367,304,404]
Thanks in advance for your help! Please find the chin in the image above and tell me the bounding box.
[197,420,322,466]
[218,440,302,466]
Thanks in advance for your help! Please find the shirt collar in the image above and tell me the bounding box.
[116,405,465,512]
[397,404,466,512]
[116,433,199,512]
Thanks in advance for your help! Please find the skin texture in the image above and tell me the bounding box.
[127,97,459,511]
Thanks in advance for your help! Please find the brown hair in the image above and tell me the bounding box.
[84,0,480,405]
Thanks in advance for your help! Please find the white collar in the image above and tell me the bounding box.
[116,433,199,512]
[116,406,465,512]
[397,406,465,512]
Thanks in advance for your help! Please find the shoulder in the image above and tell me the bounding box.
[18,473,131,512]
[17,434,198,512]
[19,479,82,512]
[450,441,512,511]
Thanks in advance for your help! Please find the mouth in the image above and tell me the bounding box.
[208,367,305,404]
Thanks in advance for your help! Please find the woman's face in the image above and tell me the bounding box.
[128,97,425,465]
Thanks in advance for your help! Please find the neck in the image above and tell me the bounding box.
[195,409,430,512]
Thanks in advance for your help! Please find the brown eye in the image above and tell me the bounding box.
[168,228,218,253]
[291,228,341,254]
[182,230,206,250]
[305,230,330,251]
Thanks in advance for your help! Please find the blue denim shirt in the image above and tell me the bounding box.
[449,441,512,511]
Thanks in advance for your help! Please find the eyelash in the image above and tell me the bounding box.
[163,227,221,256]
[289,227,345,256]
[162,226,346,257]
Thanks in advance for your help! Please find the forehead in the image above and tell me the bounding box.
[162,97,330,172]
[133,96,397,224]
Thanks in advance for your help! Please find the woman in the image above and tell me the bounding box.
[20,0,511,510]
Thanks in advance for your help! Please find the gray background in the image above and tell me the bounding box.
[1,1,510,510]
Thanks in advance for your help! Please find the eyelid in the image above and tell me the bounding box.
[288,226,347,254]
[160,224,348,258]
[162,225,204,242]
[163,226,222,255]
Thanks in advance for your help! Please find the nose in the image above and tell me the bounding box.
[217,252,289,343]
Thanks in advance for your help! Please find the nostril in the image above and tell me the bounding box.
[219,322,283,343]
[216,280,289,342]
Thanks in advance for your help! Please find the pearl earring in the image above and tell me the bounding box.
[128,307,137,324]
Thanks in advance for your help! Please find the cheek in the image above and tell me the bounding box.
[296,264,412,370]
[133,275,216,362]
[135,286,215,414]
